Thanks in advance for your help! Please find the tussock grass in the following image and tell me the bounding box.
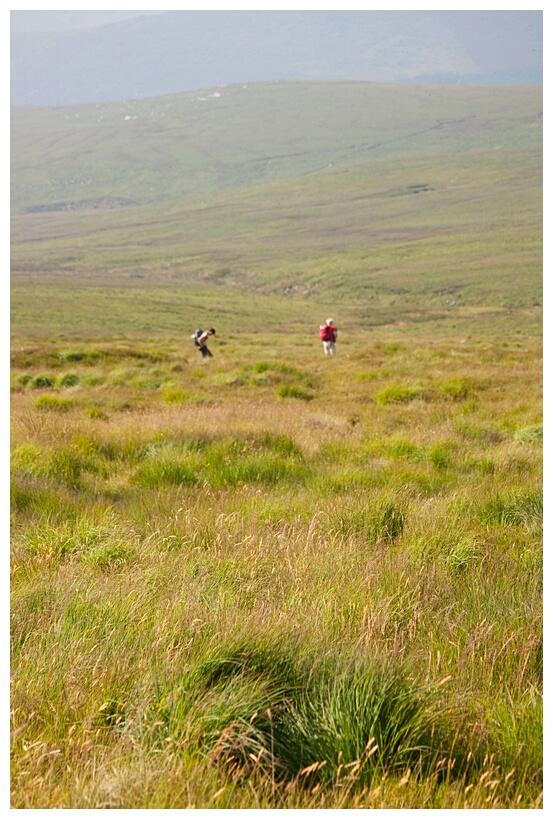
[33,394,77,413]
[10,326,542,808]
[276,385,314,401]
[375,385,421,404]
[29,373,56,389]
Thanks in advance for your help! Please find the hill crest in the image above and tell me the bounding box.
[11,10,542,106]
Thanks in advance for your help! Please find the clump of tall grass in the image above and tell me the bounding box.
[56,372,80,387]
[33,394,76,412]
[135,637,452,791]
[440,377,475,400]
[108,368,135,386]
[58,350,84,363]
[13,513,137,564]
[132,455,198,488]
[80,374,105,387]
[485,686,543,788]
[444,537,485,572]
[86,406,108,419]
[201,447,309,488]
[12,441,101,490]
[473,490,542,529]
[128,434,310,490]
[161,386,198,404]
[375,385,420,404]
[385,438,424,461]
[276,385,314,401]
[42,446,102,488]
[81,537,137,571]
[426,441,454,470]
[29,373,56,389]
[11,442,43,472]
[513,424,542,444]
[356,370,389,381]
[328,495,406,544]
[11,373,32,390]
[242,361,315,391]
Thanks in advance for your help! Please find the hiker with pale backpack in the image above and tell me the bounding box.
[192,328,216,358]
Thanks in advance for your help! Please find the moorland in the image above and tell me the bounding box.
[10,81,542,808]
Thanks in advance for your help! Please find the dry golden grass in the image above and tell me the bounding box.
[10,328,542,808]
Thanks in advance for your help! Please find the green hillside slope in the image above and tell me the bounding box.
[11,82,542,336]
[11,82,542,214]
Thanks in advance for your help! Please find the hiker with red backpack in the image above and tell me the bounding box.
[319,318,338,356]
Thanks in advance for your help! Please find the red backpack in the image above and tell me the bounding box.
[319,324,333,341]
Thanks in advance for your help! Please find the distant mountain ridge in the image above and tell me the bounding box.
[11,10,542,107]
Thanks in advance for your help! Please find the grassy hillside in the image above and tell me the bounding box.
[10,81,542,808]
[10,83,542,330]
[11,147,542,338]
[11,82,542,213]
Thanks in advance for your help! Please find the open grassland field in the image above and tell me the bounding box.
[11,82,542,808]
[10,327,543,808]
